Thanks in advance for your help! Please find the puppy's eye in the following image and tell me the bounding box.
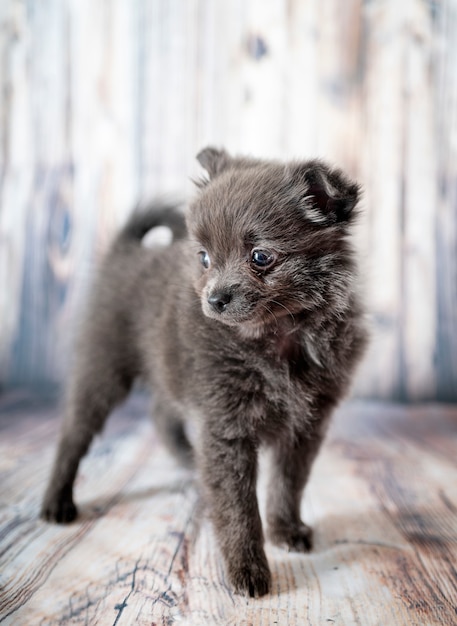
[251,249,276,269]
[199,250,210,269]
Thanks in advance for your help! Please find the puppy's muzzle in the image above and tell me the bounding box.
[207,290,232,313]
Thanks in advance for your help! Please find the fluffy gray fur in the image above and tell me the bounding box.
[41,148,368,597]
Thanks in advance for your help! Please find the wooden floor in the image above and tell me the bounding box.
[1,393,456,625]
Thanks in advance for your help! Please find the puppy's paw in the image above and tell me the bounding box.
[268,521,313,553]
[228,550,271,598]
[41,493,78,524]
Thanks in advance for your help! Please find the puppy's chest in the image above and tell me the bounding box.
[274,331,305,366]
[241,334,315,435]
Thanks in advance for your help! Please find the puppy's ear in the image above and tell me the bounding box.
[296,161,361,225]
[196,147,232,179]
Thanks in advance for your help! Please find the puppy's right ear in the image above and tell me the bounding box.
[196,147,231,178]
[293,160,361,225]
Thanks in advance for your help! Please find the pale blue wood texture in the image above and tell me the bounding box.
[0,0,456,400]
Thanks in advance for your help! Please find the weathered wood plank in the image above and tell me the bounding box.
[356,0,408,399]
[0,0,457,399]
[401,0,437,400]
[0,1,35,385]
[1,395,456,624]
[435,0,457,400]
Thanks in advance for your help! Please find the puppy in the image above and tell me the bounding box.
[41,148,368,597]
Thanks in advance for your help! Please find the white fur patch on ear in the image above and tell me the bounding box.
[304,205,329,225]
[141,225,173,248]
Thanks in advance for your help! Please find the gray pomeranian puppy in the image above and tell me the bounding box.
[41,147,368,597]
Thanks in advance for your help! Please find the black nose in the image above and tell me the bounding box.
[208,291,232,313]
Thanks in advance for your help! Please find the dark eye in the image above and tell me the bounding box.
[251,248,276,269]
[199,250,210,269]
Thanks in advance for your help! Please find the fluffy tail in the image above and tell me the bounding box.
[117,202,187,243]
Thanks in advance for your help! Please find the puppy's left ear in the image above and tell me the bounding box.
[196,147,232,179]
[296,161,361,225]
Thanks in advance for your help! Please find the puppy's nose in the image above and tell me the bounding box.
[208,291,232,313]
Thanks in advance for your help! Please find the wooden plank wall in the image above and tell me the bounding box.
[0,0,456,401]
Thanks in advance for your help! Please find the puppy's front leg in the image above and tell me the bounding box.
[267,423,328,552]
[200,434,270,597]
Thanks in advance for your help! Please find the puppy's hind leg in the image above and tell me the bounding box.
[41,342,135,524]
[152,395,194,468]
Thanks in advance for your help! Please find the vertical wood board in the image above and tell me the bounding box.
[0,0,456,400]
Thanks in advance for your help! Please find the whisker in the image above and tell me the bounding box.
[259,302,280,329]
[270,299,296,326]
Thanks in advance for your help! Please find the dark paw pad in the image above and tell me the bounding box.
[269,521,313,553]
[41,495,78,524]
[229,554,271,597]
